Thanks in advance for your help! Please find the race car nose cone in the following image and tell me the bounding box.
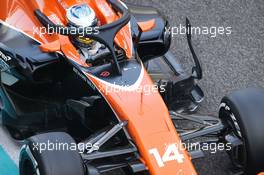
[66,4,97,27]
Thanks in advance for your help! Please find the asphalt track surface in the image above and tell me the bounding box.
[0,0,263,175]
[125,0,264,175]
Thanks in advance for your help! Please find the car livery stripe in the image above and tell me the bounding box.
[0,146,18,175]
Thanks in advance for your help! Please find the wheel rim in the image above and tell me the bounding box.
[22,159,37,175]
[221,107,248,169]
[20,146,40,175]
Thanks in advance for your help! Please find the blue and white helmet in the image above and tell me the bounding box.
[66,4,97,28]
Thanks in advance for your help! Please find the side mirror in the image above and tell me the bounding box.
[127,4,171,62]
[137,19,171,62]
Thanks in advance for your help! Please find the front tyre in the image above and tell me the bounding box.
[19,132,85,175]
[219,88,264,174]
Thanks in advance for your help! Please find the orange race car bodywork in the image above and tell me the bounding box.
[2,1,264,175]
[0,0,198,174]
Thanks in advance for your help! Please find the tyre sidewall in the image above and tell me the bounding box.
[220,89,264,174]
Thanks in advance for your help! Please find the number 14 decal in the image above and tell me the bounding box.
[149,143,185,167]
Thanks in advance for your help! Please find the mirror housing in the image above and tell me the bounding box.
[128,4,171,62]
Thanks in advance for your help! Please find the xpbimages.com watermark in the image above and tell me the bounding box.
[97,83,166,96]
[32,140,99,154]
[181,141,232,154]
[33,25,100,37]
[166,24,232,38]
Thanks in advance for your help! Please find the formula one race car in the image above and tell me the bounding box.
[0,0,264,175]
